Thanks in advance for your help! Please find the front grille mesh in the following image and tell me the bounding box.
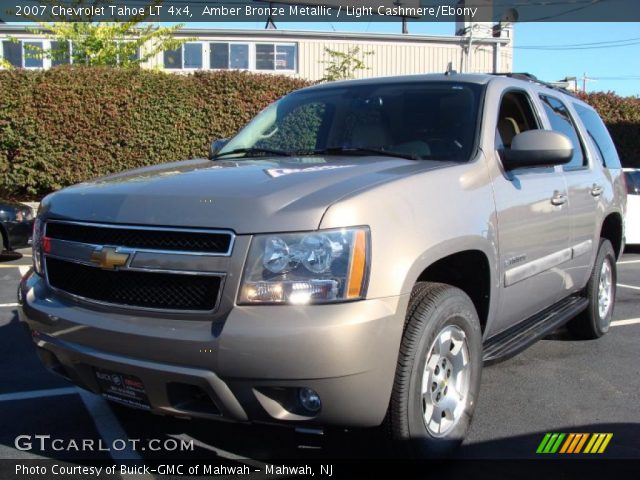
[46,222,232,254]
[46,257,221,311]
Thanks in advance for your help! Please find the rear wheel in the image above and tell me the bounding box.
[568,239,616,339]
[385,282,482,457]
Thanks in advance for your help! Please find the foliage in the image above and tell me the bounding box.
[1,66,638,200]
[0,67,310,199]
[320,47,373,82]
[17,0,186,67]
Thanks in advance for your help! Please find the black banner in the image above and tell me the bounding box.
[1,0,640,23]
[4,458,640,480]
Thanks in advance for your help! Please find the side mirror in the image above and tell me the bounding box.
[209,138,229,160]
[500,130,573,170]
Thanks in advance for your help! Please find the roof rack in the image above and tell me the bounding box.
[490,72,578,98]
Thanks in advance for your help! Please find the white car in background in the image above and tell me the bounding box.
[624,168,640,245]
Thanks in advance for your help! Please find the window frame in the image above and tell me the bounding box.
[208,42,250,70]
[0,38,140,69]
[572,102,621,170]
[538,93,590,172]
[164,42,205,70]
[254,42,297,72]
[494,88,544,165]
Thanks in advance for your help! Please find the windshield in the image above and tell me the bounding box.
[217,81,483,161]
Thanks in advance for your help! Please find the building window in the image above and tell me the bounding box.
[164,47,181,69]
[209,43,249,70]
[23,41,43,68]
[1,40,22,67]
[184,43,202,69]
[51,41,71,66]
[256,43,296,71]
[164,43,203,69]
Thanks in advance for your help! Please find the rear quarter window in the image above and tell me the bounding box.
[573,103,622,169]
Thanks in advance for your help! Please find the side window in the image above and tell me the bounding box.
[573,103,621,169]
[496,91,539,152]
[539,95,586,169]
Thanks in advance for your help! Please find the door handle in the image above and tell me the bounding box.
[591,184,603,197]
[551,192,567,206]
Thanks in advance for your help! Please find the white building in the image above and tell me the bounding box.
[0,24,512,80]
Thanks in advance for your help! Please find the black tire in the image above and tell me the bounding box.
[385,282,482,457]
[568,239,616,339]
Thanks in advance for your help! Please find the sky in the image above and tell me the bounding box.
[183,20,640,96]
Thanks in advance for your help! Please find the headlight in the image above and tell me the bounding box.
[239,227,370,305]
[32,218,44,275]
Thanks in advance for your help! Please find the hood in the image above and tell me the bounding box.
[41,157,450,233]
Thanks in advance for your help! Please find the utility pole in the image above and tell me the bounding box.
[581,72,595,93]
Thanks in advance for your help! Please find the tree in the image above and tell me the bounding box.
[18,0,187,67]
[320,47,373,82]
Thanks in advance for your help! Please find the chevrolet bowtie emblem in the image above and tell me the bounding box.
[90,247,130,270]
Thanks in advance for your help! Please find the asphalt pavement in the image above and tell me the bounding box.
[1,247,639,466]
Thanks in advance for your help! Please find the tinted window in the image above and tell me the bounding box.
[51,41,70,66]
[2,40,22,67]
[24,41,43,68]
[574,103,621,169]
[220,82,483,162]
[183,43,202,69]
[539,95,585,169]
[163,48,181,69]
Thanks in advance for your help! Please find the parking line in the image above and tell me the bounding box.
[611,318,640,327]
[618,283,640,291]
[0,264,31,268]
[77,389,143,461]
[618,259,640,265]
[19,265,31,276]
[0,303,19,308]
[0,387,78,402]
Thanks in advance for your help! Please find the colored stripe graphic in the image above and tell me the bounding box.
[538,433,613,454]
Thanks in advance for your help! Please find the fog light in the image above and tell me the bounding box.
[298,387,321,413]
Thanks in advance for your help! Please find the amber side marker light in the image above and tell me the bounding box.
[346,229,367,299]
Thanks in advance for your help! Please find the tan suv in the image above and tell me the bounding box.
[19,73,626,456]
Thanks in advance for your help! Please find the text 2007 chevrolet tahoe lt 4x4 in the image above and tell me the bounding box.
[19,73,626,456]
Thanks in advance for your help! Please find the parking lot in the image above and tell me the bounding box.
[1,247,639,464]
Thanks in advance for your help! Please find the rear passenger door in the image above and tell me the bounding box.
[488,89,572,335]
[538,95,600,294]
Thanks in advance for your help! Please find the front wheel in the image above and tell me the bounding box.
[385,282,482,457]
[568,239,617,339]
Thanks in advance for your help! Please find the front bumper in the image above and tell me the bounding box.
[18,271,407,428]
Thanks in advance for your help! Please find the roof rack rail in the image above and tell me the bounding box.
[489,72,579,98]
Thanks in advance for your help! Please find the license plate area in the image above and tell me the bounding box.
[94,368,150,410]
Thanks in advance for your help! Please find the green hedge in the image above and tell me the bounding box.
[0,67,310,199]
[1,67,639,199]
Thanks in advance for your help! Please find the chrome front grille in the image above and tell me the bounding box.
[42,221,233,313]
[45,221,234,255]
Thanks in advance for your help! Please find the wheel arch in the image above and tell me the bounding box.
[405,240,496,335]
[600,211,624,259]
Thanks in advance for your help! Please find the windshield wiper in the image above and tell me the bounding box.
[212,147,292,159]
[300,146,418,161]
